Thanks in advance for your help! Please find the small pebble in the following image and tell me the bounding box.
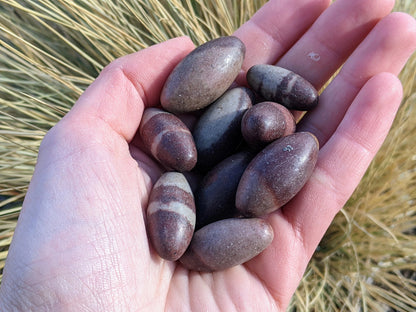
[192,87,253,170]
[247,64,319,110]
[236,132,319,217]
[241,101,296,150]
[139,108,197,172]
[160,36,245,114]
[195,150,254,229]
[179,218,274,272]
[147,172,196,261]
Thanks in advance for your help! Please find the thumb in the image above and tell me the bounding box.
[65,36,195,142]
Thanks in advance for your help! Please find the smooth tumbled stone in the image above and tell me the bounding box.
[192,87,253,170]
[241,101,296,150]
[195,150,254,229]
[179,218,273,272]
[147,172,196,261]
[236,132,319,217]
[139,108,197,172]
[247,64,319,110]
[160,36,245,114]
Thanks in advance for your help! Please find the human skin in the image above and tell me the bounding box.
[0,0,415,311]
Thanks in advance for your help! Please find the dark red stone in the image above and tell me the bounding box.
[179,218,274,272]
[236,132,319,217]
[139,108,197,172]
[147,172,196,261]
[241,101,296,149]
[247,64,319,111]
[148,210,194,261]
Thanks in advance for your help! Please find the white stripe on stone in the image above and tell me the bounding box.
[147,200,196,226]
[149,128,192,160]
[285,74,297,94]
[273,66,290,85]
[140,107,169,128]
[281,74,297,106]
[155,172,193,195]
[150,128,171,158]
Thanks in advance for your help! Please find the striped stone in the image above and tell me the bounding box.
[179,218,274,272]
[247,64,319,111]
[147,172,196,261]
[241,101,296,150]
[139,108,197,172]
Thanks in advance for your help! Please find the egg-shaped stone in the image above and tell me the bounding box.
[147,172,196,261]
[236,132,319,217]
[247,64,319,111]
[192,87,253,170]
[179,218,273,272]
[160,36,246,114]
[139,108,197,172]
[241,101,296,150]
[195,150,254,229]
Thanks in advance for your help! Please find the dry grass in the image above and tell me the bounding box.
[0,0,415,310]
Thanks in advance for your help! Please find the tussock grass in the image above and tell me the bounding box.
[0,0,415,310]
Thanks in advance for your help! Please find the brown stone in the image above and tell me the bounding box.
[179,218,273,271]
[147,172,196,261]
[247,64,319,110]
[236,132,319,217]
[241,101,296,150]
[139,108,197,172]
[160,36,245,114]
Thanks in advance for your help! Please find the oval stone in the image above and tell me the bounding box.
[179,218,273,272]
[160,36,246,114]
[241,101,296,150]
[139,108,197,172]
[236,132,319,217]
[147,172,196,261]
[195,150,255,229]
[247,64,319,110]
[192,87,253,170]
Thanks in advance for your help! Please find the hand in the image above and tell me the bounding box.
[1,0,415,311]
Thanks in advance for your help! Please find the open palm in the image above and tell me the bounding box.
[1,0,415,311]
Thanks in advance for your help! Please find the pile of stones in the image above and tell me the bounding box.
[139,36,319,272]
